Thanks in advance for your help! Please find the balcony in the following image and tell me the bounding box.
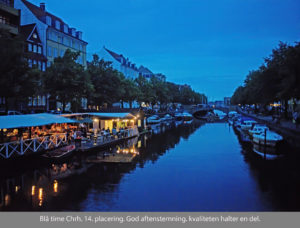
[0,1,19,17]
[0,22,18,35]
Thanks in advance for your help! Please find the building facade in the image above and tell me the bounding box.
[99,46,139,79]
[15,0,87,67]
[0,0,19,35]
[224,97,231,106]
[14,0,88,111]
[20,23,48,111]
[0,0,20,111]
[138,65,153,79]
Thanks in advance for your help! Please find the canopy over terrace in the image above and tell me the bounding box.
[88,113,135,119]
[61,113,137,133]
[0,113,77,129]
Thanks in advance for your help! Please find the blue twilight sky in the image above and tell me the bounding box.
[29,0,300,101]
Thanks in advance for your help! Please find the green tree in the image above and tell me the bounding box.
[45,49,93,112]
[0,28,33,112]
[135,75,155,107]
[121,78,140,108]
[87,54,124,108]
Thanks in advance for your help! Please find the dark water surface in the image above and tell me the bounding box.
[1,121,300,211]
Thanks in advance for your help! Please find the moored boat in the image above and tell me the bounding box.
[147,115,161,124]
[240,120,257,131]
[228,111,238,118]
[248,124,269,136]
[160,114,173,122]
[181,112,193,124]
[252,130,283,147]
[42,145,76,160]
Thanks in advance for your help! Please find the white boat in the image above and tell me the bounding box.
[160,114,173,122]
[213,110,226,119]
[248,124,269,136]
[147,115,161,124]
[228,111,238,118]
[228,115,241,125]
[240,120,257,131]
[252,130,283,147]
[174,113,184,126]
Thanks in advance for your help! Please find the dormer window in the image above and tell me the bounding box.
[55,20,60,30]
[46,16,52,26]
[64,24,69,33]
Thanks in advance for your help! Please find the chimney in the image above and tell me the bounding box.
[40,3,46,11]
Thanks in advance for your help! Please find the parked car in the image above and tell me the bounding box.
[0,110,23,116]
[47,110,62,114]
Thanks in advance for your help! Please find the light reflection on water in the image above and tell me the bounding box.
[0,121,300,211]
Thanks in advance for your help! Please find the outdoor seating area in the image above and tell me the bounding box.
[0,112,141,159]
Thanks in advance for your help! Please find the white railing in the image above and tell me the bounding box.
[0,134,67,159]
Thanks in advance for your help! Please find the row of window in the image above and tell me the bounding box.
[28,43,42,54]
[47,46,84,64]
[28,96,46,106]
[28,59,46,71]
[48,31,84,51]
[47,46,65,58]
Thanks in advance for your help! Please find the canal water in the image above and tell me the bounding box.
[1,121,300,211]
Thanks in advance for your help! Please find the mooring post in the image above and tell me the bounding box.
[264,128,267,158]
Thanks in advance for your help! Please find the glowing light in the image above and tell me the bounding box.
[4,194,10,206]
[31,185,36,196]
[38,188,43,207]
[15,186,20,193]
[93,118,99,122]
[53,180,58,193]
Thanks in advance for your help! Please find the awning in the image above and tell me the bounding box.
[61,113,135,119]
[0,114,77,129]
[87,113,135,119]
[77,118,93,123]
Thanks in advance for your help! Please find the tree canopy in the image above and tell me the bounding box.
[231,42,300,110]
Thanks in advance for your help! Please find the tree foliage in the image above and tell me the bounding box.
[44,49,93,112]
[231,42,300,109]
[0,28,32,111]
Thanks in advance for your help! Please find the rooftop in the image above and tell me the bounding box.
[21,0,87,43]
[104,47,139,71]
